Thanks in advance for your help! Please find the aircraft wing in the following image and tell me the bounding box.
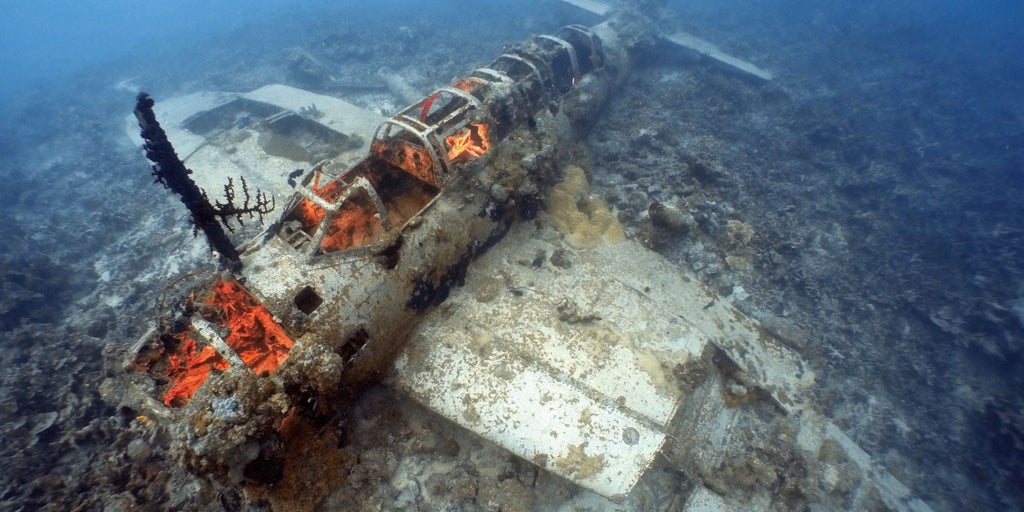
[124,84,385,206]
[391,192,928,510]
[392,221,704,498]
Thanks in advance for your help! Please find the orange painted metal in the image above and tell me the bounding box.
[292,168,346,235]
[319,191,384,252]
[445,123,490,161]
[207,278,294,375]
[162,330,230,407]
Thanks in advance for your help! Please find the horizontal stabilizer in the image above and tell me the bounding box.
[558,0,773,81]
[663,30,773,81]
[559,0,611,16]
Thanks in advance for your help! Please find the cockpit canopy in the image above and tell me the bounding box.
[276,25,605,256]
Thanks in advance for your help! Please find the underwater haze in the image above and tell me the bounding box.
[2,0,493,99]
[2,0,293,97]
[0,0,1022,510]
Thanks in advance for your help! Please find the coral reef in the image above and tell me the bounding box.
[543,164,625,248]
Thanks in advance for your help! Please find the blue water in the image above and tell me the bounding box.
[2,1,275,96]
[4,1,1020,96]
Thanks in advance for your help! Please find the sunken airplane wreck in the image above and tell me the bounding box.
[118,1,933,510]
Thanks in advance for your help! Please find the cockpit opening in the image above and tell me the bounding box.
[279,157,439,254]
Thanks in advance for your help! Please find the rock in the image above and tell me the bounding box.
[727,381,749,399]
[549,249,573,269]
[649,201,695,234]
[688,157,730,183]
[102,491,137,512]
[126,439,152,464]
[393,483,419,509]
[478,478,535,512]
[436,436,461,458]
[726,219,755,247]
